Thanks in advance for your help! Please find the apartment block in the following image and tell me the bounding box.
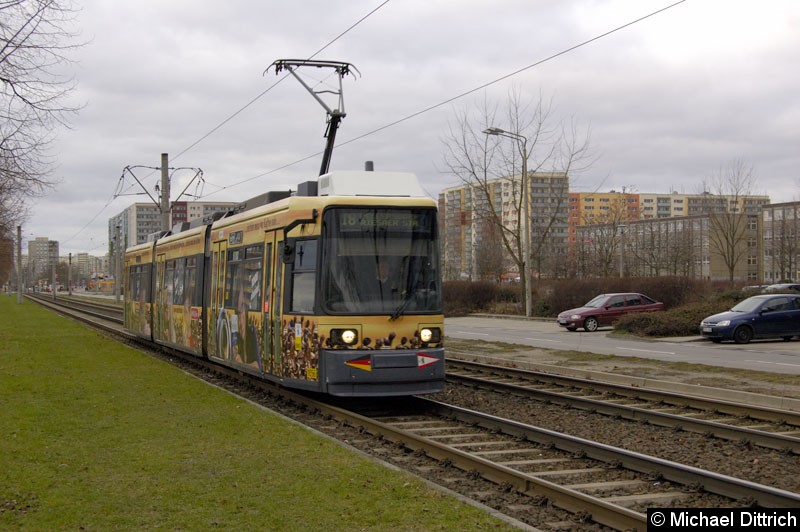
[439,172,569,281]
[761,201,800,283]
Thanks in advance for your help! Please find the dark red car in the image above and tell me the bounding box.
[557,292,665,332]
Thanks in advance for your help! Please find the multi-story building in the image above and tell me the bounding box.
[569,191,769,246]
[108,200,238,253]
[574,212,760,281]
[74,252,92,277]
[568,190,639,246]
[761,201,800,283]
[27,237,59,280]
[685,192,770,216]
[171,201,241,226]
[439,171,569,281]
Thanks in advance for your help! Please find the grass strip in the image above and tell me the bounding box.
[0,297,514,530]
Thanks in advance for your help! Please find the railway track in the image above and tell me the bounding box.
[28,293,123,323]
[28,295,800,530]
[445,358,800,454]
[337,396,800,529]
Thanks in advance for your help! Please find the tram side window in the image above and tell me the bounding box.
[165,259,176,305]
[172,258,186,305]
[185,256,200,306]
[264,243,272,313]
[290,239,317,313]
[224,248,243,308]
[224,246,263,312]
[128,265,140,301]
[169,256,200,306]
[140,264,151,302]
[244,246,262,311]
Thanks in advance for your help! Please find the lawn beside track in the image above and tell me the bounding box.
[0,297,515,530]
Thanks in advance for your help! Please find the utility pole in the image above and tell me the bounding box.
[51,246,56,301]
[117,154,202,235]
[16,225,22,305]
[115,225,121,303]
[618,225,627,278]
[160,153,170,232]
[68,253,72,296]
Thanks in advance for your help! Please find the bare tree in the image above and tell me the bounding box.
[572,190,628,277]
[575,223,619,277]
[474,220,506,282]
[442,89,591,304]
[698,159,759,282]
[0,0,82,233]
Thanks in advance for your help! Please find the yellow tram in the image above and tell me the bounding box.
[124,171,444,396]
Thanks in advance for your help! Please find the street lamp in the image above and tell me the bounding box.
[483,127,532,317]
[618,224,627,278]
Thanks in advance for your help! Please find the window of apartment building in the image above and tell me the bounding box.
[747,256,758,266]
[748,219,758,230]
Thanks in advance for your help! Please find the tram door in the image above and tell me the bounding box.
[153,253,166,340]
[263,231,283,377]
[209,240,227,360]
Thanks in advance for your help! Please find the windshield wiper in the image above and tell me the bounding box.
[390,292,415,321]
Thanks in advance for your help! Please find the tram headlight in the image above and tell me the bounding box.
[419,327,441,344]
[331,328,359,346]
[341,329,357,344]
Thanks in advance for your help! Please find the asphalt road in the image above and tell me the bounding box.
[445,316,800,376]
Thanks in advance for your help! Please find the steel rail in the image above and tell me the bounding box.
[416,397,800,509]
[448,371,800,454]
[449,358,800,422]
[288,394,647,531]
[448,359,800,453]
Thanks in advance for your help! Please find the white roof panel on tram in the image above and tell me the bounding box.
[318,171,427,197]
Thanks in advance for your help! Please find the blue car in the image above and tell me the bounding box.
[700,294,800,344]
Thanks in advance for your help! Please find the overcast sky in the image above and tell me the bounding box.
[26,0,800,255]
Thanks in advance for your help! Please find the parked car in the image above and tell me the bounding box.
[557,293,665,332]
[763,283,800,293]
[741,285,769,293]
[699,294,800,344]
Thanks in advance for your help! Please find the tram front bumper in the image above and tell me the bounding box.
[322,348,445,396]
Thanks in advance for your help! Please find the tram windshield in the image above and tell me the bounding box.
[321,207,442,315]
